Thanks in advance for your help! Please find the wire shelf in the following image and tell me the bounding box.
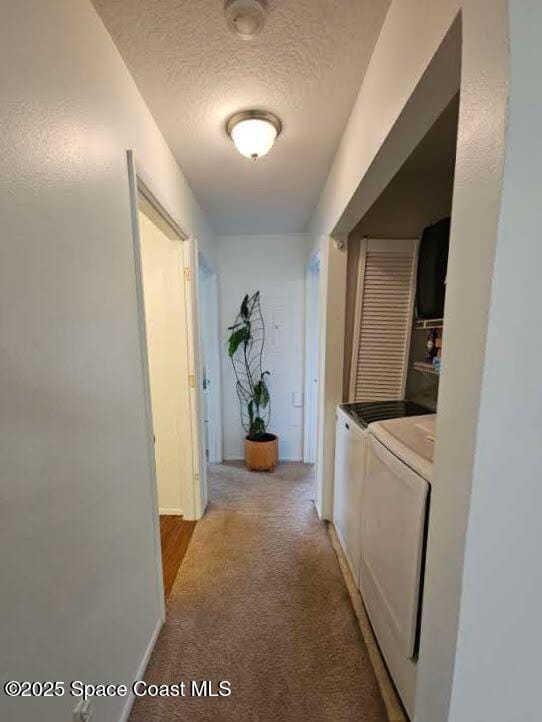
[412,361,440,376]
[415,318,444,330]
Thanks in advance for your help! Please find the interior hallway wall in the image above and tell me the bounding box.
[447,3,542,719]
[217,234,309,462]
[0,2,215,722]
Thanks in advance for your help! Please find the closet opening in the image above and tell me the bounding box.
[343,92,459,412]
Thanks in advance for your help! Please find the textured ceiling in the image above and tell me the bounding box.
[92,0,391,235]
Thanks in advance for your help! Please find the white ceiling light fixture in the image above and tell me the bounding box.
[225,0,267,40]
[226,110,282,160]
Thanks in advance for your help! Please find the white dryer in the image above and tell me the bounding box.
[359,414,436,719]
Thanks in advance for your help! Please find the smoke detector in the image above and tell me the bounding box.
[225,0,267,40]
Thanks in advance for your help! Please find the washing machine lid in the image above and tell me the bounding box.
[368,414,436,482]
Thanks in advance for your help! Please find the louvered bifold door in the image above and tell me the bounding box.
[349,239,417,402]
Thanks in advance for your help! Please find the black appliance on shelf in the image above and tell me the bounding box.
[416,217,450,319]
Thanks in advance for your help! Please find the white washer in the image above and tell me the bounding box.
[359,414,436,719]
[333,406,366,584]
[333,402,431,588]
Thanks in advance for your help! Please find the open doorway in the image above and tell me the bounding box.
[198,253,223,465]
[303,251,321,466]
[126,152,206,600]
[137,194,191,517]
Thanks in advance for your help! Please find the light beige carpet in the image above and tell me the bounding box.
[129,462,387,722]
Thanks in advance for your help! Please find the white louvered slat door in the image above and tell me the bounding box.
[349,239,417,402]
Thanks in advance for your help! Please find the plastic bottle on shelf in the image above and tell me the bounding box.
[425,329,437,363]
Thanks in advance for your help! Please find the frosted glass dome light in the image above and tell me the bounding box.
[231,118,276,159]
[226,111,282,160]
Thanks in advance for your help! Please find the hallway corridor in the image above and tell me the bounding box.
[130,463,387,721]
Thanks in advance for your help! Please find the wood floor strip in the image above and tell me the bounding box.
[159,515,196,599]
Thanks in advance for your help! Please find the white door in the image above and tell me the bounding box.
[197,255,222,464]
[360,434,429,659]
[198,267,211,459]
[304,253,321,464]
[138,207,192,516]
[182,240,208,516]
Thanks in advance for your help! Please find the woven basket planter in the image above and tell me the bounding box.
[245,433,278,472]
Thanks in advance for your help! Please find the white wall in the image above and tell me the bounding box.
[305,1,511,721]
[217,235,309,462]
[447,3,542,720]
[0,2,215,721]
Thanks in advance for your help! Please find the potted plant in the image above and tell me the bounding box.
[227,291,278,471]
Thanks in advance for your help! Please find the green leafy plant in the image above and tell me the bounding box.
[227,291,271,439]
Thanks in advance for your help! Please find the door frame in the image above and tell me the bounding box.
[303,250,321,464]
[181,238,208,517]
[198,253,223,464]
[127,151,206,530]
[126,151,165,620]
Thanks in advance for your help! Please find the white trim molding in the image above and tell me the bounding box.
[118,618,164,722]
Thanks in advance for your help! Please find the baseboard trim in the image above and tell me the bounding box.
[159,507,183,516]
[222,456,304,463]
[118,617,163,722]
[327,522,407,722]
